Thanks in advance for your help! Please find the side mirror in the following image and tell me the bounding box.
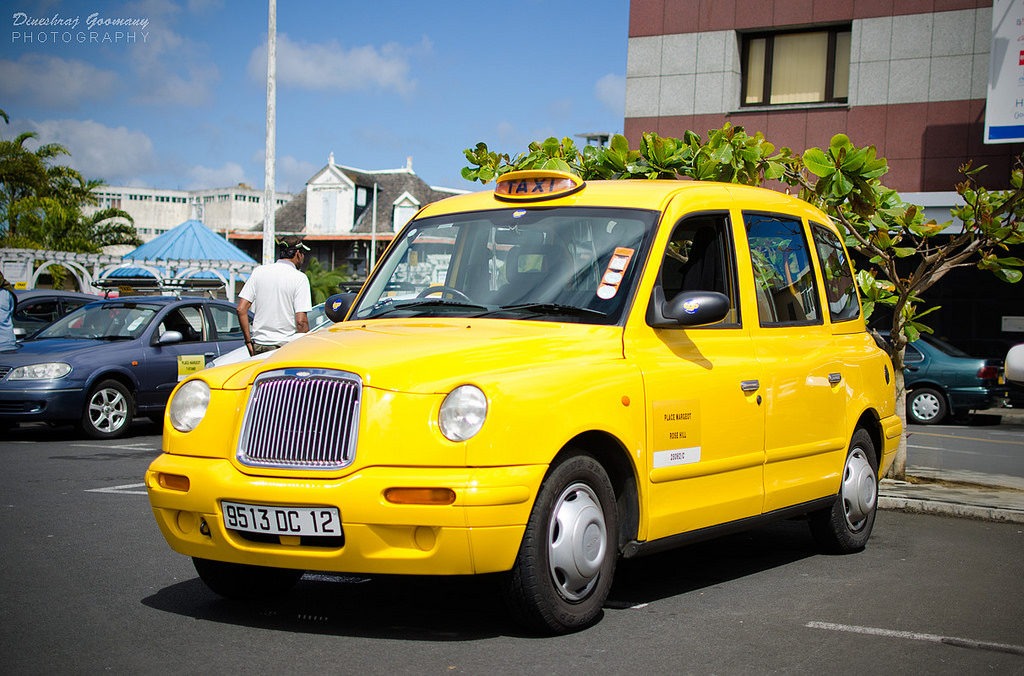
[1006,344,1024,383]
[157,330,183,345]
[647,290,731,328]
[324,292,358,323]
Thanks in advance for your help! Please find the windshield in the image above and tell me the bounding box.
[353,207,657,325]
[34,302,159,340]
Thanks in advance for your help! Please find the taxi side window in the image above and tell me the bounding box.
[745,213,822,326]
[209,305,243,340]
[15,300,59,323]
[904,344,925,364]
[811,223,860,322]
[657,214,739,326]
[159,306,205,343]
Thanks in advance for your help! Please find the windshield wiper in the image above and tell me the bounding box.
[476,303,607,319]
[97,335,134,341]
[367,298,488,318]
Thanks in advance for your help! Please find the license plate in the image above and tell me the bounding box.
[222,501,341,536]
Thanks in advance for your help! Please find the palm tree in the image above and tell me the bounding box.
[0,106,140,254]
[304,257,352,304]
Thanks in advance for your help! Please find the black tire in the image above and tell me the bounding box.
[809,428,879,554]
[80,379,134,439]
[907,387,948,425]
[192,557,303,600]
[502,453,618,634]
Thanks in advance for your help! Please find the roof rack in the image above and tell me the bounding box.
[92,275,225,298]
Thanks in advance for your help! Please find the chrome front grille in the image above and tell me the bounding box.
[237,368,361,470]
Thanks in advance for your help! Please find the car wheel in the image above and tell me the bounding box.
[907,387,948,425]
[192,557,303,600]
[81,379,133,439]
[809,428,878,554]
[502,453,618,634]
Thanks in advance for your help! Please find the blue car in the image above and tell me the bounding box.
[900,333,1007,425]
[0,296,246,438]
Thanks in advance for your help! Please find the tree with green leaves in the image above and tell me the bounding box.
[0,107,140,285]
[304,257,352,305]
[462,125,1024,478]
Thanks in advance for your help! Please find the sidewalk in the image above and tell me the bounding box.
[878,407,1024,524]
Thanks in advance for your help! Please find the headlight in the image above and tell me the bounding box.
[168,379,210,432]
[8,362,72,380]
[438,384,487,442]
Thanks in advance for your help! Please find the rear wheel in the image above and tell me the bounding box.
[809,428,878,553]
[502,453,618,634]
[192,558,303,600]
[907,387,947,425]
[80,379,133,439]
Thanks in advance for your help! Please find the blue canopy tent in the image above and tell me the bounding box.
[97,220,258,300]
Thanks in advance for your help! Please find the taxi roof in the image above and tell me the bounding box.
[417,177,833,226]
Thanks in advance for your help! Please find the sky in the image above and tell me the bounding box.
[0,0,630,196]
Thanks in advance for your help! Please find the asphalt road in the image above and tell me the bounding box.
[905,413,1024,479]
[1,422,1022,674]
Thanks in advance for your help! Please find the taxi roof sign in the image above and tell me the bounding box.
[494,170,584,202]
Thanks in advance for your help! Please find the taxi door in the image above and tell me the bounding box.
[742,212,848,512]
[626,211,765,541]
[138,303,222,409]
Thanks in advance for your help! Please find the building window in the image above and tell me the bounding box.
[741,25,850,106]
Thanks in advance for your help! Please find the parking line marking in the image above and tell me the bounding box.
[806,621,1024,656]
[86,482,148,495]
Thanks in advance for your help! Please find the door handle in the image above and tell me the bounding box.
[828,372,842,385]
[740,380,760,392]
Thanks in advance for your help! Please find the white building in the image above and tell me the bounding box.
[86,184,293,242]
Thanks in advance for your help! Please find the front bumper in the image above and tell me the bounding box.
[146,452,547,575]
[0,386,85,422]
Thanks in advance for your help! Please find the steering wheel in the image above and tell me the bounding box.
[416,285,473,302]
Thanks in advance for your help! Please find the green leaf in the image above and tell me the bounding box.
[802,148,835,177]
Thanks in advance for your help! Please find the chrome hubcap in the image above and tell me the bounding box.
[547,482,607,601]
[842,448,876,531]
[911,392,941,421]
[89,388,128,433]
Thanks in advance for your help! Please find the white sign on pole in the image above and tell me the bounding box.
[985,0,1024,144]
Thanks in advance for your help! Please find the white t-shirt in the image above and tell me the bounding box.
[238,259,313,345]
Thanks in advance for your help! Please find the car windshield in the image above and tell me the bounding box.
[33,302,160,340]
[352,206,657,325]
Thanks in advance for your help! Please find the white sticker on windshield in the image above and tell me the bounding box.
[127,317,145,331]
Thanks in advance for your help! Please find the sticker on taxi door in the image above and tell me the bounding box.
[177,355,205,381]
[652,399,701,468]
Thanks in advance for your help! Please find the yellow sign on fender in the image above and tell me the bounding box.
[176,355,205,381]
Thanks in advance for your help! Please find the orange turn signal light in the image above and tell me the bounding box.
[157,473,191,492]
[384,487,456,505]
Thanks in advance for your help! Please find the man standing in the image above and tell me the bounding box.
[0,271,16,351]
[237,240,313,356]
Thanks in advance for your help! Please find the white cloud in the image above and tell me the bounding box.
[595,73,626,118]
[249,33,421,95]
[275,155,318,193]
[23,118,156,183]
[186,162,247,190]
[0,55,119,109]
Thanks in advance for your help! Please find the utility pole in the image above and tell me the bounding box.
[370,183,378,272]
[261,0,277,264]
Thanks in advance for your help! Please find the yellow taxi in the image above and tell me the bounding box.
[146,170,902,634]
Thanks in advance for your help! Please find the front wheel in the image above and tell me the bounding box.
[809,428,878,554]
[502,453,618,634]
[907,387,948,425]
[192,558,303,600]
[80,379,133,439]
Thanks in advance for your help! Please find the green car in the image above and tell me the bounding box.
[898,333,1007,425]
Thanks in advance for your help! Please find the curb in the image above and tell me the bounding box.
[878,495,1024,524]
